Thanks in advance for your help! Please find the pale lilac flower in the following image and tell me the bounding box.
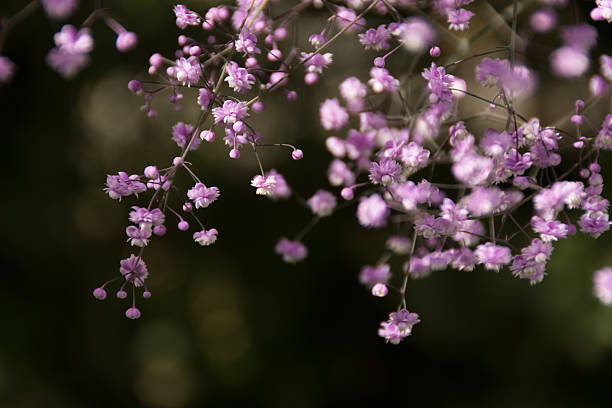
[386,235,412,255]
[393,17,435,53]
[234,28,260,55]
[358,25,390,50]
[301,52,333,74]
[600,55,612,82]
[327,159,355,186]
[129,207,165,227]
[378,309,419,344]
[0,56,16,84]
[357,194,389,228]
[451,247,478,271]
[369,159,402,185]
[104,172,146,200]
[197,88,213,110]
[359,264,391,286]
[476,58,510,87]
[595,114,612,150]
[187,183,220,209]
[510,239,554,284]
[579,211,611,238]
[339,77,368,112]
[591,1,612,23]
[371,283,389,297]
[275,238,307,263]
[212,100,248,124]
[171,122,200,150]
[533,181,586,217]
[368,67,399,93]
[475,243,512,271]
[422,63,453,104]
[265,169,291,200]
[320,98,349,130]
[452,154,494,186]
[174,4,201,29]
[594,267,612,305]
[126,225,152,247]
[225,61,255,93]
[453,219,485,247]
[174,56,201,86]
[529,215,568,242]
[461,187,504,216]
[550,47,589,78]
[530,8,558,32]
[448,8,474,31]
[53,25,93,54]
[307,190,337,217]
[41,0,78,19]
[561,23,597,51]
[334,7,366,33]
[399,142,430,173]
[119,254,148,286]
[251,174,277,195]
[193,228,218,246]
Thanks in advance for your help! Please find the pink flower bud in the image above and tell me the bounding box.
[292,149,303,160]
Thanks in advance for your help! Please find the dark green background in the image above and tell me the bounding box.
[1,1,612,406]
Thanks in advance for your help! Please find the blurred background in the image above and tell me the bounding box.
[1,0,612,407]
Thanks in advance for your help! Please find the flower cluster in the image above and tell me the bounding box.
[79,0,612,344]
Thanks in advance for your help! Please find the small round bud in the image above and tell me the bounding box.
[182,45,191,55]
[116,32,138,52]
[530,8,558,33]
[183,202,193,212]
[341,187,354,200]
[573,141,585,149]
[292,149,303,160]
[125,307,141,319]
[274,27,288,40]
[166,66,176,77]
[371,283,388,297]
[245,57,258,68]
[173,156,184,166]
[207,35,216,44]
[178,35,188,46]
[267,49,282,62]
[144,165,159,179]
[153,225,167,236]
[148,66,157,75]
[373,57,385,68]
[571,114,583,125]
[252,101,264,112]
[589,162,601,173]
[429,46,440,58]
[589,75,607,96]
[202,20,214,30]
[217,6,229,19]
[304,72,319,85]
[178,220,190,231]
[268,72,287,88]
[93,287,107,300]
[575,99,585,111]
[286,91,297,101]
[567,224,577,235]
[264,34,274,45]
[147,109,158,118]
[189,46,201,56]
[149,53,163,67]
[143,291,152,299]
[229,148,241,159]
[200,129,215,142]
[489,103,496,109]
[128,80,142,94]
[116,290,127,299]
[233,121,245,133]
[253,20,265,32]
[579,168,590,178]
